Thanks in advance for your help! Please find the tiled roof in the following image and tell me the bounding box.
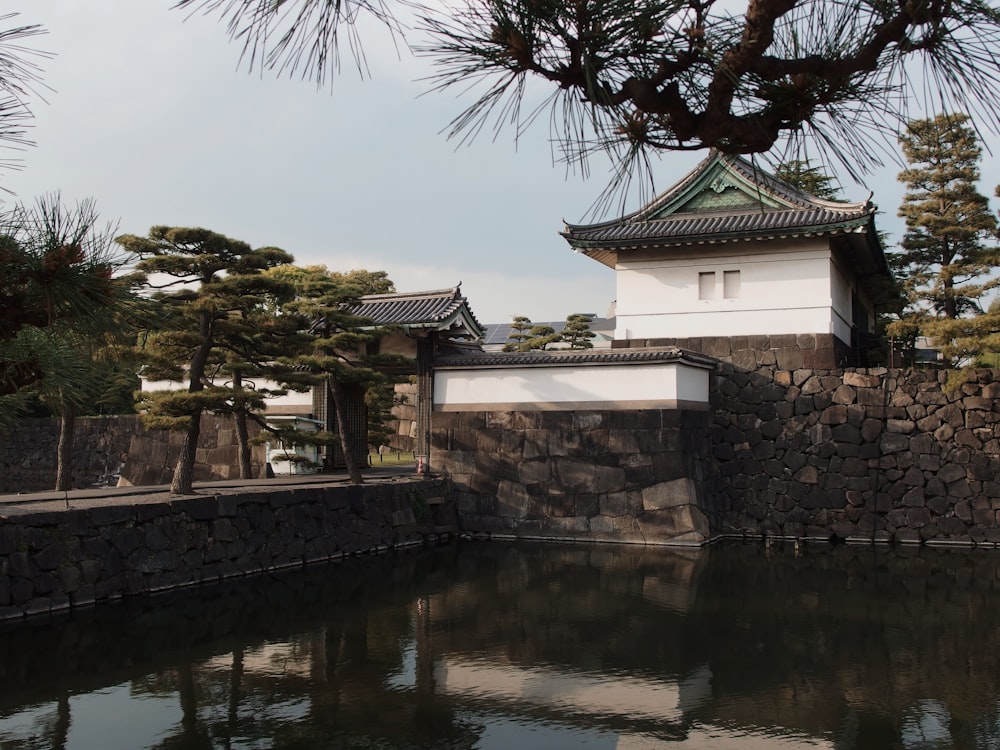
[566,207,871,246]
[434,346,717,369]
[348,285,485,339]
[562,151,877,251]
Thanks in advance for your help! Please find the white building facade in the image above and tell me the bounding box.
[562,152,892,368]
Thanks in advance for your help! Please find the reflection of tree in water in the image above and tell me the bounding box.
[684,543,1000,748]
[5,542,1000,748]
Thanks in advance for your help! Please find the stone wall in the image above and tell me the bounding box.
[0,478,455,621]
[0,416,138,494]
[613,333,857,370]
[385,381,417,452]
[711,366,1000,544]
[432,408,716,545]
[118,414,268,487]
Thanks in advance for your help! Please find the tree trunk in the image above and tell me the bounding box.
[172,311,214,495]
[235,412,252,479]
[52,691,70,750]
[329,378,364,485]
[171,413,202,495]
[54,406,75,492]
[225,647,244,750]
[233,372,252,479]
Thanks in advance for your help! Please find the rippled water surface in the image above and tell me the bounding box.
[3,540,1000,749]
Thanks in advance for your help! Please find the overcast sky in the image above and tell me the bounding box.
[4,3,999,325]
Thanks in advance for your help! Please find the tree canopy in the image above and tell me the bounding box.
[0,195,137,429]
[278,266,409,484]
[774,160,841,201]
[176,0,1000,198]
[561,314,596,349]
[120,226,296,494]
[888,113,1000,367]
[0,15,47,170]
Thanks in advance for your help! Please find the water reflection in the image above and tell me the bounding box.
[2,541,1000,749]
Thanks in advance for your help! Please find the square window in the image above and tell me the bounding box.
[724,270,741,299]
[698,271,716,300]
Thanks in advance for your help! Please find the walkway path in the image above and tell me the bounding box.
[0,467,420,515]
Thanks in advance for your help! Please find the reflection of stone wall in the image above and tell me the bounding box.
[712,366,1000,543]
[0,416,139,494]
[432,409,716,545]
[0,478,455,621]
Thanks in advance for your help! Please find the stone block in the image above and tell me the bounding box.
[33,543,64,572]
[858,418,881,443]
[902,487,925,507]
[497,480,533,518]
[588,515,616,534]
[775,348,804,371]
[880,433,910,454]
[840,457,870,477]
[637,505,710,542]
[947,480,973,499]
[886,419,915,434]
[593,464,627,493]
[844,372,882,388]
[831,424,862,444]
[820,405,848,425]
[642,478,698,510]
[831,385,857,404]
[955,429,983,449]
[701,337,732,358]
[553,459,596,492]
[803,348,837,369]
[939,463,967,483]
[731,349,759,371]
[540,515,590,535]
[601,490,642,517]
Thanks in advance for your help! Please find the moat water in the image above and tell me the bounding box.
[2,540,1000,749]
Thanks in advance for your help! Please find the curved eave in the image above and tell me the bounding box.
[400,307,486,340]
[568,216,874,268]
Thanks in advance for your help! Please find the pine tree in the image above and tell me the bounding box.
[180,0,1000,195]
[119,227,295,494]
[502,316,534,352]
[774,160,841,201]
[889,114,999,366]
[561,314,596,349]
[278,267,409,485]
[525,324,562,351]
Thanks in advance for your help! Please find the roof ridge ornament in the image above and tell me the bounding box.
[709,175,736,194]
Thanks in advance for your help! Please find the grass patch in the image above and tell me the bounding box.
[367,451,416,467]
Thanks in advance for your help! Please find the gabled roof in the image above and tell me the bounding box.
[562,151,887,275]
[348,285,485,340]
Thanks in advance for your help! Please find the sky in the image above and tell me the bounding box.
[3,3,999,325]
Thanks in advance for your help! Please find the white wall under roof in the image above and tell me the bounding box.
[614,239,840,340]
[434,360,711,411]
[140,378,313,414]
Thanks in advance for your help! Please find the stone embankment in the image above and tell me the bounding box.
[0,477,456,621]
[434,408,715,545]
[712,367,1000,544]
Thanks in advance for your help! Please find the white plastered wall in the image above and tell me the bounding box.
[434,361,711,411]
[613,238,837,340]
[829,257,853,344]
[140,377,313,414]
